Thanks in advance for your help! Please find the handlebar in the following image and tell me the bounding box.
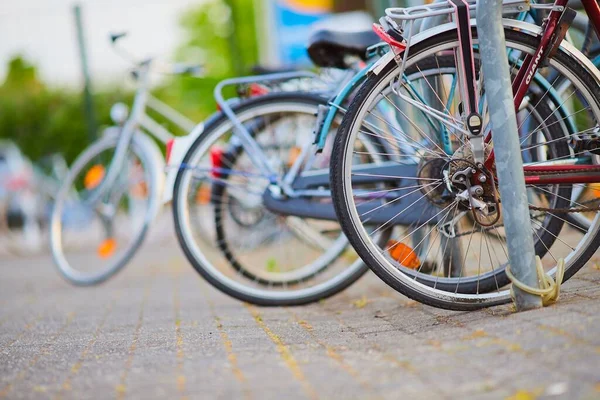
[171,63,204,76]
[110,32,127,44]
[108,32,203,77]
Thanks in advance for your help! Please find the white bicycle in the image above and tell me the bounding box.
[50,33,203,285]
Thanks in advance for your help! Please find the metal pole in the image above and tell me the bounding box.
[477,0,542,311]
[73,3,97,142]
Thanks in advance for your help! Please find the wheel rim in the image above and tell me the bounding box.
[176,99,372,302]
[337,32,600,305]
[50,138,157,283]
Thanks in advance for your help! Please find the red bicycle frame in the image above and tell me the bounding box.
[483,0,600,186]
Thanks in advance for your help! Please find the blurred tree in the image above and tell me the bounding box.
[0,0,260,165]
[177,0,258,77]
[2,56,43,93]
[154,0,261,129]
[0,55,123,164]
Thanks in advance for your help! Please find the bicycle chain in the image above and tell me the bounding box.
[524,166,600,213]
[451,175,600,238]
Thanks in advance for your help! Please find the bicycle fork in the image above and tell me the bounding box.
[449,0,485,163]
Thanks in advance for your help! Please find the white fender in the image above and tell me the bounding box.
[161,122,205,204]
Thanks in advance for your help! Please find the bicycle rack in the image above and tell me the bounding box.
[213,70,322,133]
[212,71,321,184]
[477,0,542,311]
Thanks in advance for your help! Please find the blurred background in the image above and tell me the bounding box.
[0,0,423,255]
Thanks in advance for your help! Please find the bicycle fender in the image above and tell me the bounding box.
[369,51,395,76]
[162,122,204,204]
[371,19,600,92]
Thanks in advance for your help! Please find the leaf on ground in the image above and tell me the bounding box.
[298,320,313,331]
[266,258,279,273]
[352,296,371,309]
[505,389,539,400]
[463,329,488,340]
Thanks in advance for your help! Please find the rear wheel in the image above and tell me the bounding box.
[331,27,600,310]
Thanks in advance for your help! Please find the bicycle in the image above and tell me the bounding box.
[50,33,205,285]
[170,11,589,306]
[51,29,389,306]
[329,0,600,310]
[170,29,401,306]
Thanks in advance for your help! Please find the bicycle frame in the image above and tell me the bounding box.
[491,0,600,185]
[210,68,372,201]
[90,60,199,206]
[370,0,600,188]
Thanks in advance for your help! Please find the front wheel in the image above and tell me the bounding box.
[50,132,163,285]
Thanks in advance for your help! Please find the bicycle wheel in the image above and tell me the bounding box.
[50,133,163,285]
[551,53,600,232]
[331,27,600,310]
[173,93,385,306]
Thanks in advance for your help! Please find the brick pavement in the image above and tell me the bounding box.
[1,237,600,399]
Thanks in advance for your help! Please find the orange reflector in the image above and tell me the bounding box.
[131,182,148,199]
[288,147,302,167]
[97,238,117,258]
[84,165,105,190]
[387,241,420,269]
[587,183,600,197]
[195,184,211,205]
[130,181,148,199]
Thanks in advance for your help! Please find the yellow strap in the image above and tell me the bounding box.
[505,256,565,307]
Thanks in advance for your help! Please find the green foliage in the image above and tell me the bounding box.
[176,0,258,77]
[0,0,258,165]
[0,56,126,164]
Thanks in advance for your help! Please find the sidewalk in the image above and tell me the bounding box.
[1,237,600,399]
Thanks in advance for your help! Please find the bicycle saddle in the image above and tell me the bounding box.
[307,29,381,69]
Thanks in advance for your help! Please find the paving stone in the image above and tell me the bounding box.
[2,236,600,399]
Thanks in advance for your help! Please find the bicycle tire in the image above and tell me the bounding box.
[50,132,163,285]
[331,27,600,310]
[173,92,376,306]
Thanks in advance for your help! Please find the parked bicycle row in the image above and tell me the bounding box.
[50,0,600,311]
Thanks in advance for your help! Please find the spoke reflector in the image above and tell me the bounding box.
[387,241,420,269]
[195,184,211,205]
[84,165,105,190]
[97,238,117,259]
